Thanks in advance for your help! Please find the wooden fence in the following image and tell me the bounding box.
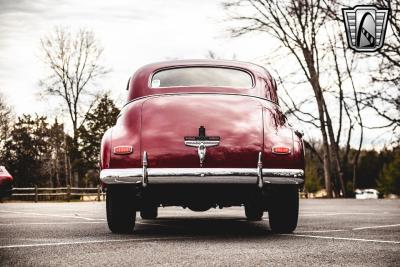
[11,186,105,202]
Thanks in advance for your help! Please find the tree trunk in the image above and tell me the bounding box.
[64,131,70,186]
[68,155,73,186]
[74,171,79,187]
[324,101,347,196]
[55,153,61,187]
[302,49,333,198]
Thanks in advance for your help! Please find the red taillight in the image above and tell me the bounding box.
[272,146,291,154]
[113,146,133,155]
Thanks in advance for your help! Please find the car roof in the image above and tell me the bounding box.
[127,59,277,101]
[136,59,269,74]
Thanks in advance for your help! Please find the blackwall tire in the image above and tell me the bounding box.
[140,206,158,220]
[106,186,136,234]
[268,186,299,233]
[244,204,264,221]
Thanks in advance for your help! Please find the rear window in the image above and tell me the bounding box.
[151,67,253,88]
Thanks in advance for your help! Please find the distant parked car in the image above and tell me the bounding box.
[0,166,13,198]
[355,189,379,199]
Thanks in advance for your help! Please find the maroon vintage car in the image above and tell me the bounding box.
[100,60,304,234]
[0,166,13,198]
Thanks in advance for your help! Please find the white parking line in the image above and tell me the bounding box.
[294,224,400,233]
[352,224,400,231]
[0,210,104,221]
[295,229,347,233]
[0,237,193,249]
[300,212,377,217]
[0,221,173,227]
[0,222,106,226]
[283,234,400,244]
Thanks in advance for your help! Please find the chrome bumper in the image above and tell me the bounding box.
[100,168,304,186]
[101,152,304,187]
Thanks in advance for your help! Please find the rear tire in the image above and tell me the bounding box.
[244,204,264,221]
[106,186,136,233]
[268,186,299,233]
[140,206,158,219]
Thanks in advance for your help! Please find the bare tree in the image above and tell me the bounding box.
[376,0,400,86]
[325,0,400,134]
[224,0,342,197]
[40,27,108,140]
[326,25,364,192]
[40,27,108,186]
[0,92,13,153]
[361,0,400,133]
[322,0,398,188]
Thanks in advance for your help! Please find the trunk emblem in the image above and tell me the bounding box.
[184,126,220,167]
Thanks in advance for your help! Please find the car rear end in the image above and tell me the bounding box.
[101,94,303,199]
[100,61,304,234]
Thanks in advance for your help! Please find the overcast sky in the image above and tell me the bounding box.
[0,0,395,148]
[0,0,272,112]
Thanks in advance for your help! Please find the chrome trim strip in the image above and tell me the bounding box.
[263,177,304,185]
[100,168,304,185]
[184,140,220,147]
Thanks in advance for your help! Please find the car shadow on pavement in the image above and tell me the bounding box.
[130,216,275,239]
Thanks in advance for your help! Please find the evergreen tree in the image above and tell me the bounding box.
[357,150,381,189]
[78,94,119,186]
[378,149,400,195]
[3,115,50,186]
[47,119,68,187]
[304,149,323,193]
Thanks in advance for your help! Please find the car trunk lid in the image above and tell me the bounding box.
[141,94,264,168]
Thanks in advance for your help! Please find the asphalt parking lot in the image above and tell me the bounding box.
[0,199,399,266]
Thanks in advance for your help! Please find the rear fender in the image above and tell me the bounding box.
[263,106,302,169]
[108,101,143,168]
[292,134,305,170]
[100,128,113,169]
